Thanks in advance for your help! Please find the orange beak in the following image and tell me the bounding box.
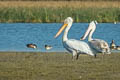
[54,24,68,38]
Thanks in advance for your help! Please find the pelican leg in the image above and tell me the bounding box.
[72,51,78,60]
[94,54,97,58]
[76,53,79,60]
[106,48,111,54]
[101,52,105,59]
[102,48,106,56]
[76,53,80,60]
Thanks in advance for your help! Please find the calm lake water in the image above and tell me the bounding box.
[0,23,120,52]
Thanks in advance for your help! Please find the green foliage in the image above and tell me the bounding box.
[0,7,120,23]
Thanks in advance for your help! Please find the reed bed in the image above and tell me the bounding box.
[0,1,120,23]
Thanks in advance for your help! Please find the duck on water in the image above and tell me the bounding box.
[110,40,120,50]
[26,44,37,49]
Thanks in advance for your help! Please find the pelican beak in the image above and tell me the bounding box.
[54,24,68,38]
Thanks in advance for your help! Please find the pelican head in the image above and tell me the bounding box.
[64,17,73,25]
[81,21,96,41]
[54,17,73,38]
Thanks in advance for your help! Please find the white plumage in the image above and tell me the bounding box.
[81,21,111,55]
[63,39,94,56]
[54,17,95,60]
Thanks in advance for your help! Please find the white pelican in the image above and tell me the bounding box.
[27,43,37,49]
[80,21,111,55]
[45,45,52,50]
[54,17,95,60]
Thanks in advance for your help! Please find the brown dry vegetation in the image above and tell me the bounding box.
[0,1,120,8]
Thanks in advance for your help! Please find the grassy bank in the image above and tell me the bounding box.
[0,1,120,23]
[0,52,120,80]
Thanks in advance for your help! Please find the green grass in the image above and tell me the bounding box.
[0,1,120,23]
[0,7,120,23]
[0,52,120,80]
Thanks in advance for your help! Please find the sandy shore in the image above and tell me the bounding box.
[0,52,120,80]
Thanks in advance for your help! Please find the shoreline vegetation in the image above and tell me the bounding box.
[0,1,120,23]
[0,52,120,80]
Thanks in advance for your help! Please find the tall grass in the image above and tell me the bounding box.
[0,7,119,23]
[0,1,120,23]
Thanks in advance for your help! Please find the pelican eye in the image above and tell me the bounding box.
[64,19,68,24]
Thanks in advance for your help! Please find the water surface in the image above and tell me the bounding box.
[0,23,120,52]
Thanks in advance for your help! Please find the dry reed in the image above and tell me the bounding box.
[0,1,120,8]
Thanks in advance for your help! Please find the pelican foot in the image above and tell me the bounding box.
[76,54,79,60]
[94,54,97,58]
[72,55,79,61]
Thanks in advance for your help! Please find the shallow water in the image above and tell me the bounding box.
[0,23,120,52]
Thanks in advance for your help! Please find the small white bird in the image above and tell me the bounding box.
[80,21,111,55]
[54,17,95,60]
[45,45,52,50]
[116,46,120,50]
[114,21,116,24]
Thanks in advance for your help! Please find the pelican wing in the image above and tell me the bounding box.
[63,39,94,56]
[89,39,110,53]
